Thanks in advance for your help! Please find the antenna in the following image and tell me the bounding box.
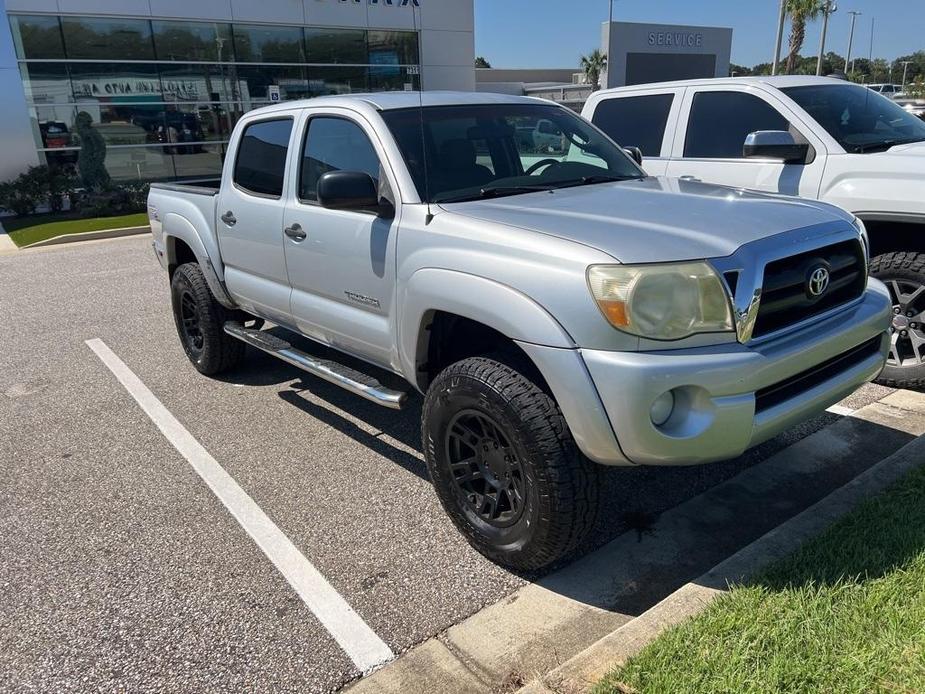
[411,4,434,224]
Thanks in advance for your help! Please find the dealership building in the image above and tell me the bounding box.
[0,0,475,182]
[602,21,732,89]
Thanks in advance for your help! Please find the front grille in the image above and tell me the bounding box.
[753,240,866,338]
[754,337,882,413]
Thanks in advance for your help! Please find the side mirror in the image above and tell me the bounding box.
[317,171,392,217]
[743,130,809,164]
[623,146,644,166]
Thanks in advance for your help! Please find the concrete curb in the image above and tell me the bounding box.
[342,389,925,694]
[19,224,150,249]
[0,220,16,254]
[521,428,925,694]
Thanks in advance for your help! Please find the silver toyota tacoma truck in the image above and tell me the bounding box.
[148,92,891,570]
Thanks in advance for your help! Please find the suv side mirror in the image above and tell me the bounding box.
[623,146,644,166]
[743,130,809,164]
[317,171,392,217]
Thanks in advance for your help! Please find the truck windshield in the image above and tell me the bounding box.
[781,83,925,153]
[381,104,643,203]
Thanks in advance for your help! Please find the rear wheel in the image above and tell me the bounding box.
[870,252,925,388]
[422,356,600,572]
[170,262,245,376]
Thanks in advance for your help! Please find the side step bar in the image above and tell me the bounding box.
[223,322,408,410]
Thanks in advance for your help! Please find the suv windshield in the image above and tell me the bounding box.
[381,103,643,203]
[782,83,925,153]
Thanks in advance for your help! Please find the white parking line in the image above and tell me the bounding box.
[826,404,856,417]
[85,338,394,673]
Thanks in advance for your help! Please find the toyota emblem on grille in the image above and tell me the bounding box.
[807,266,830,297]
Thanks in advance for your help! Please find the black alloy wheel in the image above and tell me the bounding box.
[446,409,527,528]
[871,251,925,388]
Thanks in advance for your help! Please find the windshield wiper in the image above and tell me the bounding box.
[436,184,556,203]
[556,174,643,188]
[851,137,925,153]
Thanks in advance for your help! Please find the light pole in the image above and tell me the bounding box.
[845,10,861,76]
[816,0,837,76]
[901,60,913,92]
[772,0,787,76]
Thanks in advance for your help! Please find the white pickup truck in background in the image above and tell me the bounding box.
[583,75,925,388]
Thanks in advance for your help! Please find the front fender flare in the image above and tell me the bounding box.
[398,268,576,384]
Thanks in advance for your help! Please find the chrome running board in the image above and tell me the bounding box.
[223,322,408,410]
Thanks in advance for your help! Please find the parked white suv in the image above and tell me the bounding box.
[583,76,925,387]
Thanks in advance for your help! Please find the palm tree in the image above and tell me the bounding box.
[785,0,825,74]
[580,49,608,90]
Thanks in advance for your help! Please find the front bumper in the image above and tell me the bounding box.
[580,280,891,466]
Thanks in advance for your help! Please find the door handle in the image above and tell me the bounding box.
[221,210,237,226]
[284,223,306,241]
[679,175,701,182]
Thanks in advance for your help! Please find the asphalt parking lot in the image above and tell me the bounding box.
[0,236,898,693]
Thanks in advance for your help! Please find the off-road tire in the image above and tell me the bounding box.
[870,251,925,389]
[170,262,245,376]
[422,356,600,572]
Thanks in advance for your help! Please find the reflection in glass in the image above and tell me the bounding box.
[304,28,367,64]
[61,17,155,60]
[173,143,226,181]
[9,15,65,59]
[69,63,161,102]
[368,31,419,66]
[233,24,304,63]
[305,66,368,97]
[152,20,233,62]
[102,145,175,182]
[158,63,236,102]
[19,62,72,104]
[369,68,418,93]
[232,65,308,104]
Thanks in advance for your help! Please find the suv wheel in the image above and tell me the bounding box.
[871,252,925,388]
[170,262,245,376]
[422,356,600,572]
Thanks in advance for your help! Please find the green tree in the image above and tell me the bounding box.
[73,111,110,191]
[729,63,753,76]
[474,56,492,68]
[580,49,607,91]
[786,0,825,74]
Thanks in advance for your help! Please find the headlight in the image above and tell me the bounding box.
[587,262,734,340]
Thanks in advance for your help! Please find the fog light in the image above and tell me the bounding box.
[650,390,675,427]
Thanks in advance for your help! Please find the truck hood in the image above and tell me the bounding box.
[881,140,925,158]
[440,176,853,264]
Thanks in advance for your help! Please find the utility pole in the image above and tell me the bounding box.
[816,0,836,76]
[845,10,861,76]
[772,0,787,76]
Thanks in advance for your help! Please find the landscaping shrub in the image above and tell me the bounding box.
[0,165,75,216]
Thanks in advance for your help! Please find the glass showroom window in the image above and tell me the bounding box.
[233,24,305,63]
[9,15,65,59]
[60,16,155,60]
[152,20,234,62]
[304,28,367,64]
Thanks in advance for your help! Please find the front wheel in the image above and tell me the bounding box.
[870,252,925,389]
[422,356,600,572]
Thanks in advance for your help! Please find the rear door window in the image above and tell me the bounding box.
[233,118,293,197]
[683,91,789,159]
[591,93,674,156]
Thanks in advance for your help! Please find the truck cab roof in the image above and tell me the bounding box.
[244,90,551,117]
[594,75,850,94]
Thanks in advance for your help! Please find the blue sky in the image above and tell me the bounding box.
[474,0,922,69]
